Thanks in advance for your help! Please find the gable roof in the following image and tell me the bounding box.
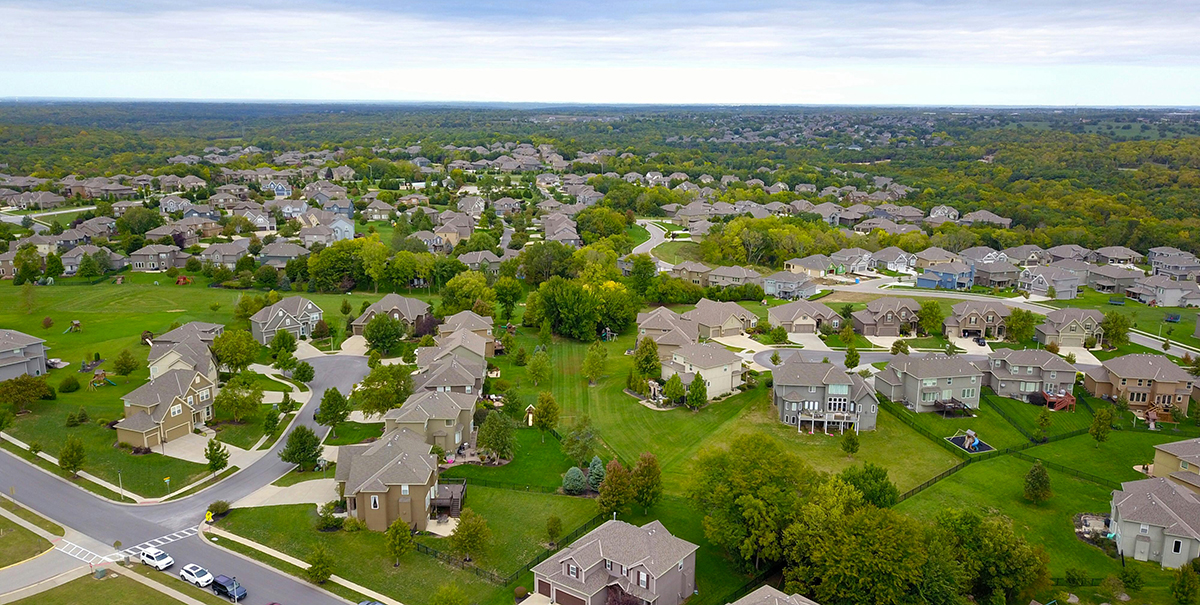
[883,353,982,380]
[729,585,820,605]
[987,348,1076,372]
[532,519,698,580]
[336,428,437,495]
[671,342,741,369]
[383,391,476,425]
[353,293,430,327]
[768,299,838,324]
[1113,477,1200,540]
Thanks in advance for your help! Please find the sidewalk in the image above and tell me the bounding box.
[201,524,404,605]
[0,431,140,503]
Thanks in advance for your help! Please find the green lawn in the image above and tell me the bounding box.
[212,406,271,450]
[1029,431,1174,483]
[415,486,598,575]
[0,514,51,568]
[272,463,337,487]
[822,333,879,350]
[125,565,241,605]
[241,370,291,392]
[442,429,575,488]
[899,403,1032,450]
[1051,287,1200,351]
[651,241,703,265]
[651,221,687,232]
[0,498,64,536]
[8,573,186,605]
[217,504,515,605]
[323,421,384,446]
[1093,341,1178,362]
[164,466,238,501]
[900,335,963,352]
[984,392,1096,438]
[626,223,650,248]
[896,455,1118,577]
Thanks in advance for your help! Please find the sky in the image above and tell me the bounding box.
[1,0,1198,106]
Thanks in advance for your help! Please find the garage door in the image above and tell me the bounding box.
[554,589,585,605]
[796,323,814,334]
[537,580,551,597]
[164,422,189,442]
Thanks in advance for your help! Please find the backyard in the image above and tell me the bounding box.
[441,428,576,489]
[1050,287,1200,351]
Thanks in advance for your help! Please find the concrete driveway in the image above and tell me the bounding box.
[233,479,337,508]
[1060,346,1102,367]
[294,340,326,360]
[866,335,903,350]
[787,333,830,351]
[339,335,370,356]
[952,337,992,355]
[711,334,766,353]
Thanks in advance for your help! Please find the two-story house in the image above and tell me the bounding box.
[1151,438,1200,496]
[1085,354,1194,419]
[412,354,486,395]
[943,301,1011,339]
[914,247,960,270]
[1048,244,1093,263]
[1087,264,1144,294]
[662,342,744,399]
[257,241,309,269]
[1035,308,1104,348]
[1018,266,1081,299]
[1094,246,1144,266]
[637,307,699,361]
[198,240,250,269]
[60,245,126,276]
[1126,275,1200,308]
[846,297,917,337]
[708,266,762,288]
[763,271,817,300]
[439,310,495,356]
[830,248,873,275]
[0,329,48,381]
[870,246,915,273]
[916,261,975,291]
[767,299,841,334]
[773,358,879,432]
[532,520,698,605]
[351,293,431,336]
[147,321,223,384]
[382,391,476,453]
[681,298,758,338]
[1111,477,1200,569]
[1003,245,1051,268]
[114,370,216,448]
[457,250,502,276]
[671,261,713,286]
[129,244,187,272]
[336,428,454,532]
[874,353,984,413]
[785,255,834,278]
[249,297,324,344]
[981,349,1076,401]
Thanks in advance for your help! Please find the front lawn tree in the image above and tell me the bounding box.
[59,436,86,478]
[363,314,404,353]
[1101,311,1133,348]
[0,374,52,414]
[279,425,322,470]
[269,329,297,360]
[385,517,415,567]
[315,388,352,433]
[449,508,492,563]
[355,362,414,417]
[476,412,517,462]
[598,459,634,516]
[917,300,945,336]
[214,373,263,423]
[1024,460,1052,504]
[1006,308,1039,343]
[211,329,260,375]
[292,361,315,383]
[844,345,859,371]
[770,350,781,366]
[205,438,230,474]
[1174,565,1199,605]
[532,391,560,442]
[304,544,334,584]
[631,452,663,514]
[582,341,608,385]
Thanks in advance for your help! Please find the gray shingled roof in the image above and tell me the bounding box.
[729,585,820,605]
[1156,438,1200,466]
[336,428,437,495]
[671,342,741,369]
[383,391,476,424]
[353,293,430,327]
[532,520,698,587]
[883,353,983,380]
[1113,477,1200,540]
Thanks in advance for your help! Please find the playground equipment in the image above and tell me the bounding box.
[965,429,982,452]
[62,320,82,334]
[86,370,117,391]
[947,428,992,453]
[175,275,192,285]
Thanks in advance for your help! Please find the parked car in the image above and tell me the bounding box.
[212,575,248,602]
[974,336,987,346]
[139,547,174,571]
[358,601,385,605]
[179,563,213,587]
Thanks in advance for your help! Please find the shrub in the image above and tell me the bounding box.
[1121,566,1144,592]
[42,316,53,330]
[317,501,344,531]
[1064,567,1090,587]
[28,441,41,455]
[75,406,89,423]
[165,267,180,278]
[65,412,79,427]
[1045,341,1060,354]
[59,375,80,393]
[562,467,587,495]
[515,586,528,600]
[208,500,231,516]
[116,441,132,450]
[1085,336,1097,349]
[342,516,368,532]
[432,444,447,463]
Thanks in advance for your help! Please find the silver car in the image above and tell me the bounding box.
[180,563,214,587]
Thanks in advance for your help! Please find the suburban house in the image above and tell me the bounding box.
[198,240,250,269]
[830,248,873,274]
[959,209,1012,228]
[1048,244,1092,263]
[1087,264,1144,294]
[114,370,216,448]
[1094,246,1144,266]
[728,586,820,605]
[364,200,394,221]
[785,255,834,278]
[1151,438,1200,496]
[258,241,309,269]
[914,247,961,269]
[1018,266,1082,299]
[944,301,1010,339]
[351,293,431,336]
[762,271,817,300]
[147,321,223,384]
[1003,245,1051,268]
[874,354,984,412]
[662,342,744,399]
[773,358,879,432]
[1036,308,1104,348]
[439,310,496,356]
[981,349,1076,401]
[681,298,758,338]
[61,245,126,276]
[1151,248,1200,282]
[767,299,840,334]
[0,329,47,380]
[871,247,915,273]
[1111,477,1200,568]
[916,261,975,291]
[1085,354,1194,419]
[129,244,187,272]
[249,297,325,345]
[531,520,698,605]
[412,354,486,395]
[708,265,762,288]
[637,307,699,361]
[1126,275,1200,307]
[416,329,489,369]
[973,260,1021,288]
[382,390,476,453]
[458,250,502,276]
[851,297,920,337]
[671,261,713,286]
[336,428,455,532]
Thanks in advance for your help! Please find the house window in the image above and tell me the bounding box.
[1026,366,1034,374]
[465,385,472,393]
[638,570,648,588]
[187,395,193,405]
[809,386,816,393]
[371,495,379,509]
[199,389,209,401]
[1175,540,1184,554]
[1183,461,1190,470]
[945,378,953,385]
[605,560,612,571]
[971,376,977,384]
[961,388,976,399]
[170,405,182,417]
[1139,524,1149,534]
[922,378,937,387]
[568,564,578,579]
[401,485,409,496]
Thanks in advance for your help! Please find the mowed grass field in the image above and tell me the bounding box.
[7,573,188,605]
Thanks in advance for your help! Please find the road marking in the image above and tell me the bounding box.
[112,527,199,560]
[55,540,107,564]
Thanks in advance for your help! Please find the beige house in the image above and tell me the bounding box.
[351,293,431,336]
[1036,308,1104,348]
[147,321,223,384]
[439,310,496,356]
[114,370,215,448]
[767,299,841,334]
[851,297,920,337]
[336,428,462,532]
[670,261,712,286]
[249,297,324,345]
[943,301,1010,339]
[382,391,476,453]
[532,520,698,605]
[636,307,698,361]
[1152,438,1200,495]
[416,329,489,368]
[914,247,960,269]
[1085,354,1194,419]
[682,298,758,338]
[662,342,744,399]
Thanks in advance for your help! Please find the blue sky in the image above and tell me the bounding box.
[1,0,1197,105]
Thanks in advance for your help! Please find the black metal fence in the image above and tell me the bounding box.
[879,401,970,460]
[979,394,1036,441]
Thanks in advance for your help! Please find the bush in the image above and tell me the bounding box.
[65,412,79,427]
[42,316,53,329]
[28,441,41,455]
[1064,567,1090,587]
[1121,566,1144,592]
[166,267,180,278]
[317,501,344,531]
[1045,341,1060,354]
[59,375,80,393]
[342,516,368,532]
[515,587,528,600]
[1085,336,1097,349]
[562,467,587,495]
[75,406,89,423]
[208,500,231,516]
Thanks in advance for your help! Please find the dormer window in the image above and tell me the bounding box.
[568,564,579,579]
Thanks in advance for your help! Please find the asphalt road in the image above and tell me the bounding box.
[634,220,674,271]
[0,353,369,605]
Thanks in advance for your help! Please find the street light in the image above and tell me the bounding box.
[118,469,124,501]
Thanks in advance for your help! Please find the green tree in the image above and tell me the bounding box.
[539,319,553,348]
[430,584,467,605]
[43,253,64,279]
[0,374,52,413]
[59,436,86,478]
[631,452,663,514]
[493,276,523,321]
[838,463,899,508]
[562,467,587,495]
[1034,407,1052,442]
[304,543,334,584]
[1006,308,1039,343]
[598,459,633,516]
[1175,565,1199,604]
[890,339,910,355]
[292,361,314,383]
[269,328,297,359]
[633,337,661,379]
[340,298,352,316]
[582,341,608,385]
[840,431,859,458]
[385,516,415,566]
[1090,406,1114,447]
[210,329,260,375]
[1101,311,1133,348]
[449,508,492,562]
[528,350,551,386]
[587,455,606,491]
[113,349,138,380]
[533,391,560,442]
[937,508,1051,603]
[686,375,707,409]
[214,373,263,423]
[627,253,657,295]
[662,374,686,405]
[279,425,322,470]
[77,253,102,278]
[204,438,229,474]
[315,388,352,432]
[476,412,517,462]
[262,407,280,435]
[917,300,945,336]
[363,314,403,353]
[844,345,859,370]
[441,270,495,316]
[546,515,563,546]
[562,416,597,466]
[355,363,414,417]
[1024,461,1052,504]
